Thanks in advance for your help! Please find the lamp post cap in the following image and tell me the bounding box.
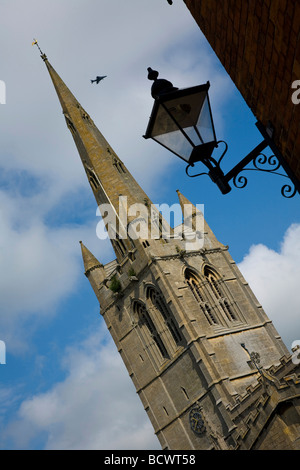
[147,67,178,98]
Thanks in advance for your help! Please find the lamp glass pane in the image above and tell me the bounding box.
[163,91,206,136]
[147,87,216,162]
[196,96,215,143]
[150,102,180,137]
[153,129,193,162]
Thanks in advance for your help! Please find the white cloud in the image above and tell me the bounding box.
[5,324,160,450]
[238,223,300,349]
[0,184,112,353]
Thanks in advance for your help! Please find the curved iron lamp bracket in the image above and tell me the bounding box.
[185,122,299,198]
[186,140,228,179]
[232,152,297,198]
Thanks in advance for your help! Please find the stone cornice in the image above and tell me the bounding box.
[149,246,229,264]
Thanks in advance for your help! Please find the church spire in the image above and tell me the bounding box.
[37,45,171,261]
[37,46,151,219]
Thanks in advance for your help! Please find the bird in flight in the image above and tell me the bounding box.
[91,76,107,84]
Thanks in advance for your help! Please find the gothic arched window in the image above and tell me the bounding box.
[133,301,169,361]
[87,168,100,191]
[146,286,183,346]
[115,233,127,257]
[203,266,237,322]
[64,113,77,136]
[185,269,219,326]
[113,158,126,174]
[109,224,128,261]
[204,267,222,299]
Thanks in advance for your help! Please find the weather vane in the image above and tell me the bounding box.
[32,38,47,61]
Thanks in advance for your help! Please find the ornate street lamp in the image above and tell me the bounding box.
[143,68,298,198]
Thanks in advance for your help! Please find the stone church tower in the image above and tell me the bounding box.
[39,50,300,450]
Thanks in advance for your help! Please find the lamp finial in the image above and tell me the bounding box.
[147,67,178,98]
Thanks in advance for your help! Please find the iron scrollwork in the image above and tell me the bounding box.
[186,135,298,199]
[232,152,297,198]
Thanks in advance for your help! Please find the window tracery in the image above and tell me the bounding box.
[185,269,219,325]
[146,286,182,346]
[133,301,169,360]
[185,267,240,327]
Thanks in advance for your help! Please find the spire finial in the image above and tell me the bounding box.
[32,38,47,61]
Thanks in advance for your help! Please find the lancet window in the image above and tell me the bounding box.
[87,168,100,191]
[185,269,219,325]
[113,158,126,174]
[203,266,237,322]
[112,232,127,259]
[185,267,241,327]
[64,114,77,136]
[133,301,169,361]
[146,286,183,346]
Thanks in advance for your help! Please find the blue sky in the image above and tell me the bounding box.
[0,0,299,450]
